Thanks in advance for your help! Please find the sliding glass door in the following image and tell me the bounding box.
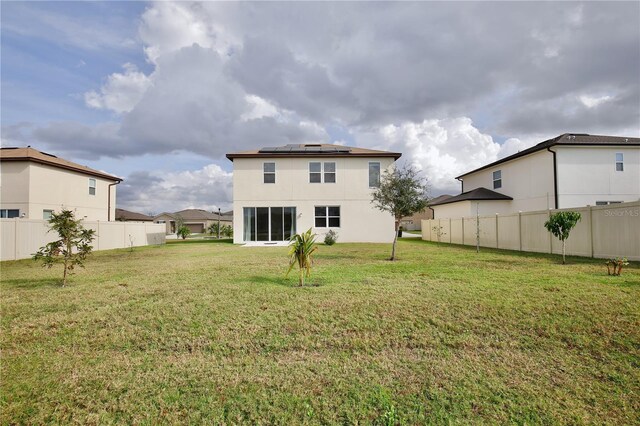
[243,207,296,242]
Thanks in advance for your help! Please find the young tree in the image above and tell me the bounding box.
[544,211,581,264]
[33,209,96,286]
[286,229,318,286]
[371,165,429,260]
[177,225,191,240]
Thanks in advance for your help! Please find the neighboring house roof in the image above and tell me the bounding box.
[153,209,233,222]
[226,143,402,160]
[428,187,513,206]
[115,208,154,221]
[0,146,122,181]
[428,194,453,205]
[456,133,640,179]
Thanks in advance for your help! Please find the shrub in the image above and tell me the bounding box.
[324,230,338,246]
[177,225,191,240]
[33,209,95,286]
[606,258,629,276]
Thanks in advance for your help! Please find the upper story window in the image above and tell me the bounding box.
[492,170,502,189]
[309,162,336,183]
[369,162,381,188]
[43,210,53,220]
[263,162,276,183]
[615,153,624,171]
[89,178,96,195]
[0,209,19,218]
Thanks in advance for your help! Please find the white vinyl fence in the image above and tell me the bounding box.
[422,201,640,261]
[1,219,166,261]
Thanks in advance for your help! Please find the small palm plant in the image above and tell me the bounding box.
[286,229,317,286]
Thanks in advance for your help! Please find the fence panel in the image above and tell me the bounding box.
[423,201,639,261]
[1,219,165,261]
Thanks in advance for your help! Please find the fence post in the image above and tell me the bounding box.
[548,210,552,254]
[495,213,499,249]
[589,205,595,258]
[518,212,522,251]
[14,218,18,261]
[461,217,465,245]
[449,217,452,244]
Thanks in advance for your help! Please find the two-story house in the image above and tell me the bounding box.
[429,133,640,218]
[0,147,122,221]
[226,144,402,244]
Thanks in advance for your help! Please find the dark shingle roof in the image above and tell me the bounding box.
[428,187,512,206]
[457,133,640,179]
[115,209,154,221]
[227,143,401,160]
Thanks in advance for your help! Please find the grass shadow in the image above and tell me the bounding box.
[247,275,323,287]
[167,238,233,245]
[2,277,62,289]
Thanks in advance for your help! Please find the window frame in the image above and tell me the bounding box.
[314,205,341,228]
[43,209,54,220]
[615,153,624,172]
[263,162,276,184]
[369,161,381,188]
[309,162,336,183]
[89,178,97,195]
[0,209,20,218]
[492,170,502,189]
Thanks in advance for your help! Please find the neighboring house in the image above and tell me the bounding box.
[153,209,233,234]
[226,143,402,244]
[0,146,122,221]
[115,208,154,222]
[430,133,640,218]
[400,194,452,230]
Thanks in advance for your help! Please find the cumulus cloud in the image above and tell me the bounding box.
[117,163,232,215]
[84,63,152,113]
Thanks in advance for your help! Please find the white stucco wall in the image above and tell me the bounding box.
[555,146,640,208]
[0,161,117,221]
[460,150,555,213]
[432,200,513,219]
[231,156,397,243]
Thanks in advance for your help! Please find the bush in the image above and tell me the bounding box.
[606,258,629,276]
[324,230,338,246]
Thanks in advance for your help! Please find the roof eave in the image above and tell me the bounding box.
[1,156,122,182]
[226,152,402,161]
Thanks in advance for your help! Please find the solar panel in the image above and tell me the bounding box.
[258,144,352,154]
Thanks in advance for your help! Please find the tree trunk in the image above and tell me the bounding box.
[562,240,566,265]
[390,221,399,261]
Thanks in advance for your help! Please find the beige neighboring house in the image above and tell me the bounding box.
[153,209,233,234]
[430,133,640,219]
[115,208,154,222]
[0,147,122,221]
[226,143,402,244]
[400,194,452,230]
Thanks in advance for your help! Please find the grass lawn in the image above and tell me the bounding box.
[1,239,639,424]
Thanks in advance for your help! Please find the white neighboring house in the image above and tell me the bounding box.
[430,133,640,218]
[0,147,122,221]
[226,144,402,244]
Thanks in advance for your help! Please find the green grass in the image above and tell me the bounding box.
[2,239,639,424]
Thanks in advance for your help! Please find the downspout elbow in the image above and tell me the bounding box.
[546,147,558,209]
[108,180,121,221]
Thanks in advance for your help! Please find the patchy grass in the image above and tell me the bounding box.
[2,239,639,424]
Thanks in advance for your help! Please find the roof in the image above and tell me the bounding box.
[226,143,402,160]
[154,209,233,222]
[457,133,640,179]
[428,187,513,206]
[428,194,453,205]
[115,209,154,221]
[0,147,122,181]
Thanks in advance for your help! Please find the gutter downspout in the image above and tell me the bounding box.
[428,206,435,220]
[108,181,121,221]
[546,147,558,209]
[455,177,464,193]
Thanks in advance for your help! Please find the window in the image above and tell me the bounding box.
[492,170,502,189]
[596,201,623,206]
[369,162,381,188]
[309,162,336,183]
[0,209,19,218]
[43,210,53,220]
[263,162,276,183]
[315,206,340,228]
[616,153,624,171]
[89,178,96,195]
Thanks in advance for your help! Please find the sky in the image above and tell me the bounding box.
[2,1,639,215]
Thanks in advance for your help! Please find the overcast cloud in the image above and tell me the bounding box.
[2,1,638,212]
